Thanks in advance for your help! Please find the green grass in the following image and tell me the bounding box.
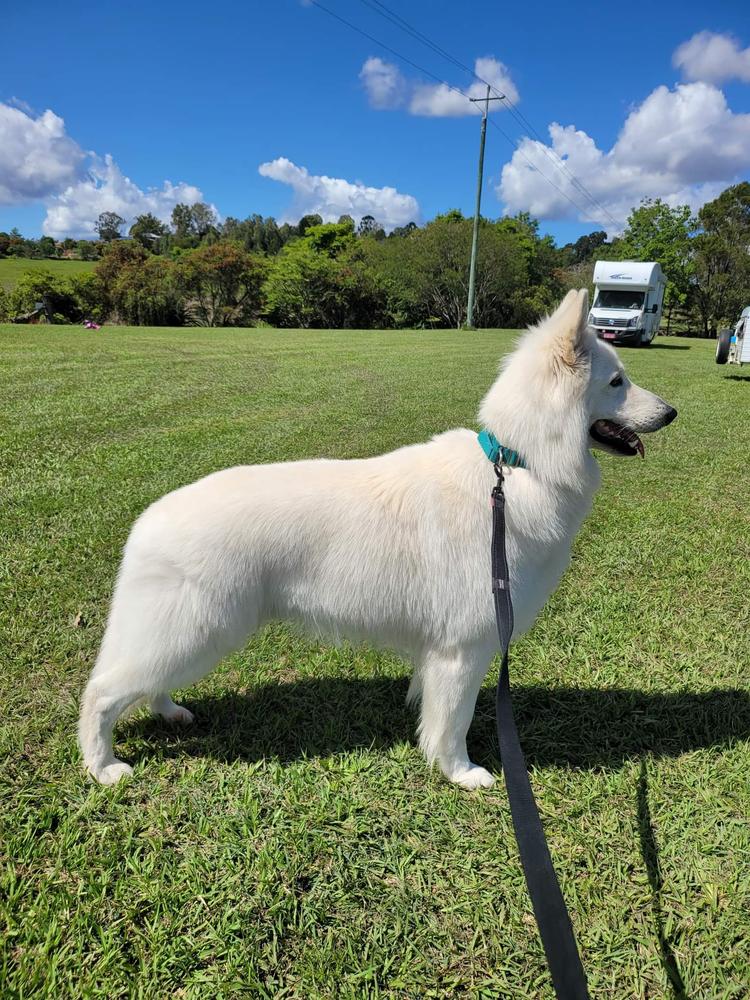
[0,257,96,290]
[1,324,748,999]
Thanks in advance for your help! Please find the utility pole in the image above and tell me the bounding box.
[466,86,504,328]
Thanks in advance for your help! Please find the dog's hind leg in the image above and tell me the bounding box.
[78,677,143,785]
[79,626,237,784]
[417,646,494,790]
[79,560,258,784]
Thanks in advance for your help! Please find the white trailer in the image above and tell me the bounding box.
[590,261,667,347]
[715,306,750,366]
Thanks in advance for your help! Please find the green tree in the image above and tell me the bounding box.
[171,203,196,241]
[389,222,418,239]
[264,223,386,328]
[110,256,183,326]
[562,230,607,265]
[357,215,385,240]
[94,240,183,324]
[690,183,750,335]
[174,242,267,326]
[260,217,283,254]
[304,222,357,258]
[77,240,100,261]
[616,198,694,333]
[38,236,57,258]
[361,213,530,328]
[95,211,125,241]
[129,213,168,250]
[68,272,106,322]
[190,203,218,239]
[494,213,562,326]
[6,270,81,322]
[278,222,297,246]
[95,241,149,316]
[221,214,284,254]
[297,214,323,237]
[264,242,336,327]
[7,229,27,257]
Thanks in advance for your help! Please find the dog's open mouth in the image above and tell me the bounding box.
[589,419,644,457]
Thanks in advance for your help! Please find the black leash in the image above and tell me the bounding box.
[491,465,590,1000]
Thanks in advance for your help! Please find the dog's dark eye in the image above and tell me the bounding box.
[610,374,623,387]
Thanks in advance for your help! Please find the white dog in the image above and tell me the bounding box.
[79,289,676,787]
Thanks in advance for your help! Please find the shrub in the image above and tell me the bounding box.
[111,256,184,326]
[174,242,268,326]
[264,223,388,328]
[7,271,82,323]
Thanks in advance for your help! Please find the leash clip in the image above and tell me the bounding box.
[492,463,505,505]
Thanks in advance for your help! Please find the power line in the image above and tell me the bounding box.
[485,117,599,224]
[355,0,620,228]
[356,0,475,80]
[307,0,477,101]
[489,90,621,229]
[359,0,618,226]
[307,0,600,224]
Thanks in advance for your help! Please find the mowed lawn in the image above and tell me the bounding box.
[1,324,748,999]
[0,257,96,291]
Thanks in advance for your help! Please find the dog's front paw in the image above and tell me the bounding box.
[152,696,195,725]
[94,761,134,785]
[449,764,496,790]
[164,704,195,725]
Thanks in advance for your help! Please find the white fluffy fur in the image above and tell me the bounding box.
[78,289,675,788]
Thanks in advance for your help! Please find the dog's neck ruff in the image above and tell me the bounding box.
[477,429,527,470]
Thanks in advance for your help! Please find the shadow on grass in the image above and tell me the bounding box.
[637,759,690,999]
[649,343,691,350]
[724,374,750,381]
[124,679,750,772]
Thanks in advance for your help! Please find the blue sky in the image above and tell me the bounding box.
[1,0,749,244]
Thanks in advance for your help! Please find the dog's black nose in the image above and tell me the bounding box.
[664,406,678,426]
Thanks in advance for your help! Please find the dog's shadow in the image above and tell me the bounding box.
[124,677,750,772]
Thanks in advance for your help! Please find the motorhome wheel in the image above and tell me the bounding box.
[715,329,731,364]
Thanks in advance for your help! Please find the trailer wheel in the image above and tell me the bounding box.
[715,329,731,364]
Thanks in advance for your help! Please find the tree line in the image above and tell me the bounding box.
[1,183,748,333]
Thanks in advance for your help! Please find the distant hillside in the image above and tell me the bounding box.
[0,258,96,291]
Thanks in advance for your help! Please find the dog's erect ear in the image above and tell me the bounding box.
[548,288,589,369]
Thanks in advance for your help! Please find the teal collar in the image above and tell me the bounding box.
[477,429,527,469]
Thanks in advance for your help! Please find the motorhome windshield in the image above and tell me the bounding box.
[594,289,645,310]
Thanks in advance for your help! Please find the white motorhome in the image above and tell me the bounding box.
[589,261,666,346]
[715,306,750,366]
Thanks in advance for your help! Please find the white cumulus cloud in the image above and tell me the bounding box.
[258,157,419,230]
[360,56,518,117]
[359,57,407,110]
[0,99,209,237]
[498,82,750,232]
[673,31,750,84]
[0,102,86,204]
[43,155,210,239]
